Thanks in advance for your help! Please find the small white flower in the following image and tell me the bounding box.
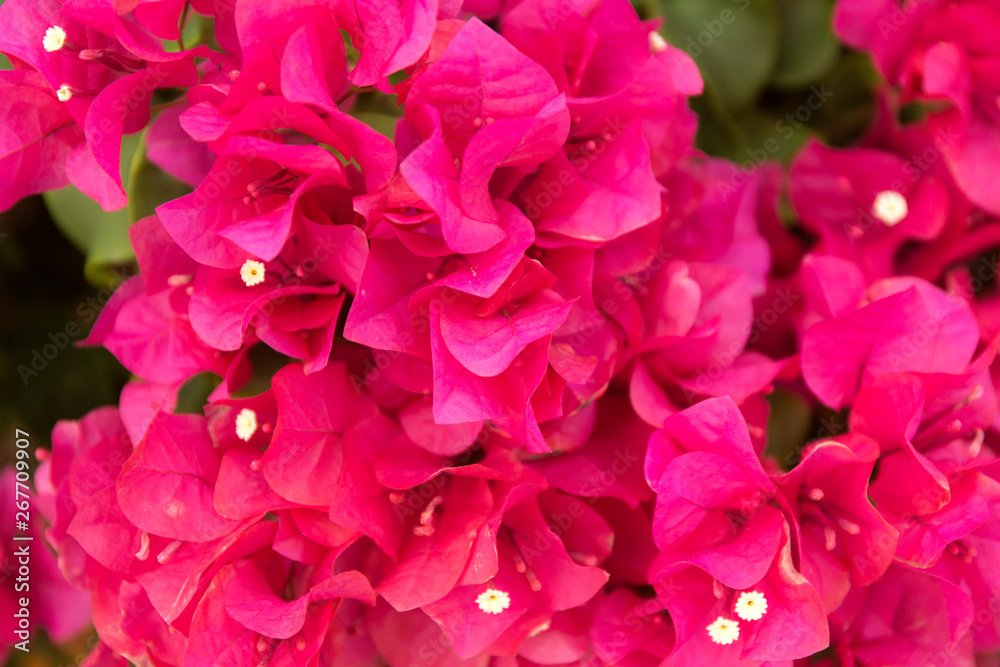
[235,408,258,442]
[734,590,768,621]
[706,616,740,645]
[476,588,511,614]
[56,85,73,102]
[872,190,908,226]
[649,31,668,53]
[240,259,265,286]
[43,26,67,52]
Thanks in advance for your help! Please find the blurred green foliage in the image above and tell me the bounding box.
[646,0,877,163]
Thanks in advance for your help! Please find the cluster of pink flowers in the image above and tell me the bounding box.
[3,0,1000,664]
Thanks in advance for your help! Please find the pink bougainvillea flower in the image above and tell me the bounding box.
[157,135,347,268]
[425,280,568,452]
[221,551,375,639]
[185,543,371,666]
[829,563,975,667]
[590,589,674,664]
[658,159,774,294]
[0,0,199,209]
[653,521,828,663]
[345,200,536,356]
[346,207,580,451]
[0,467,90,652]
[117,411,243,542]
[221,0,346,111]
[502,0,702,175]
[517,120,661,245]
[39,408,133,587]
[531,395,653,508]
[772,437,898,612]
[400,18,570,254]
[81,274,233,384]
[848,370,999,572]
[0,70,86,212]
[261,361,380,508]
[849,374,953,524]
[631,261,786,427]
[835,0,1000,217]
[144,104,214,188]
[646,397,786,590]
[375,474,494,612]
[118,379,180,447]
[334,0,438,90]
[801,277,979,409]
[790,140,951,281]
[798,254,866,331]
[422,493,609,658]
[188,267,346,372]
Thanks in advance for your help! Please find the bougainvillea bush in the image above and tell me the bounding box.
[2,0,1000,664]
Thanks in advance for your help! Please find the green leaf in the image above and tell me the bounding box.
[771,0,840,89]
[43,134,142,288]
[351,111,398,141]
[163,10,210,52]
[765,388,814,470]
[660,0,780,110]
[127,134,192,224]
[44,187,134,288]
[175,372,222,413]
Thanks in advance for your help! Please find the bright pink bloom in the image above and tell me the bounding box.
[829,563,975,666]
[772,438,898,612]
[790,140,951,281]
[802,277,980,409]
[653,522,828,663]
[0,0,198,209]
[400,18,569,254]
[835,0,1000,217]
[646,397,786,590]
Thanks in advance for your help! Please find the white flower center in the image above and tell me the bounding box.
[240,259,265,286]
[734,591,768,621]
[56,85,73,102]
[44,26,67,52]
[476,588,511,614]
[649,31,668,53]
[235,408,258,441]
[707,616,740,645]
[872,190,908,226]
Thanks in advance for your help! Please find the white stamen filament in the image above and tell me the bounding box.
[824,525,837,551]
[528,620,551,637]
[135,531,150,561]
[838,518,861,535]
[157,539,183,564]
[649,31,668,53]
[167,273,193,287]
